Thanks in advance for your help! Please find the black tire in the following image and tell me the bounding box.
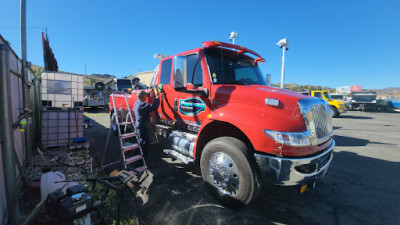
[330,106,339,118]
[95,82,105,91]
[200,137,259,206]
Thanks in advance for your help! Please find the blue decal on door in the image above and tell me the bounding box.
[179,98,206,116]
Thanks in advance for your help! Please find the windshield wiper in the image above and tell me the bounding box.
[223,81,245,85]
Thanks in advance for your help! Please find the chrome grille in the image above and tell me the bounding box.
[309,104,333,138]
[298,98,334,144]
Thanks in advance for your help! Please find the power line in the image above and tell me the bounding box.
[0,26,47,30]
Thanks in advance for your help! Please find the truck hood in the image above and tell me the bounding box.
[211,85,316,132]
[213,84,309,112]
[328,99,345,105]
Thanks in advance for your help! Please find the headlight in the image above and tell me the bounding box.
[265,130,311,147]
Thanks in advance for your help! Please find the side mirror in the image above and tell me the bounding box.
[265,74,271,86]
[186,83,208,97]
[173,56,187,89]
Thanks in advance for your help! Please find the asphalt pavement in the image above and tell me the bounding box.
[84,109,400,225]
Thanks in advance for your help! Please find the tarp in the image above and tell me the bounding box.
[42,32,58,72]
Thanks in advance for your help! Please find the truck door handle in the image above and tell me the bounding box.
[174,98,178,111]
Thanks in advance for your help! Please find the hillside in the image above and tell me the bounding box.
[91,74,115,80]
[84,74,116,87]
[274,83,400,98]
[371,87,400,98]
[272,83,335,92]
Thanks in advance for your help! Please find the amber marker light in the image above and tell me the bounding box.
[299,184,308,194]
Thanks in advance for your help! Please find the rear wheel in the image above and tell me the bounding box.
[200,137,259,206]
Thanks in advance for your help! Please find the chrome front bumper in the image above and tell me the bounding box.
[339,108,347,113]
[254,140,335,186]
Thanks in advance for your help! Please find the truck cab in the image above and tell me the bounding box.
[311,91,346,118]
[105,78,133,93]
[330,93,351,108]
[351,91,377,111]
[111,41,335,206]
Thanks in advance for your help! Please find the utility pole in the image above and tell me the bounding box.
[277,38,289,89]
[21,0,27,65]
[21,0,33,168]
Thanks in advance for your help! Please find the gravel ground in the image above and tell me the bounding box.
[84,109,400,225]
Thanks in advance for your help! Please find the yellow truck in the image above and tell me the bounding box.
[299,90,346,117]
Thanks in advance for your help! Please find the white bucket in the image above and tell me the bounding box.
[40,170,78,201]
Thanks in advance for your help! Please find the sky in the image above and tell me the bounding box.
[1,0,399,89]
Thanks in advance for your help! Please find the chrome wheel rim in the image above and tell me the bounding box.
[208,152,240,195]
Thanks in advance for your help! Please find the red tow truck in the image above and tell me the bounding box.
[110,41,335,205]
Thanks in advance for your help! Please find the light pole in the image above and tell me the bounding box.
[229,31,238,45]
[277,38,289,89]
[154,53,169,60]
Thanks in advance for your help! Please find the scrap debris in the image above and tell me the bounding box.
[23,144,95,182]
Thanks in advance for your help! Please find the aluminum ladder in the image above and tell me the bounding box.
[148,65,159,89]
[101,91,147,173]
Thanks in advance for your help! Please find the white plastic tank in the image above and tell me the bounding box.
[40,168,77,201]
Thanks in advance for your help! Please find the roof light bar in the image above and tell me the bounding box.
[202,41,265,63]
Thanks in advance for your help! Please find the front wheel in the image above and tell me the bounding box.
[330,106,340,118]
[200,137,259,206]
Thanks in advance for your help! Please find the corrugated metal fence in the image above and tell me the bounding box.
[0,35,41,225]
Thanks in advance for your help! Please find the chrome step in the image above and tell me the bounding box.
[163,149,194,164]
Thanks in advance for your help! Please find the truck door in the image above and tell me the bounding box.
[172,54,210,130]
[157,58,179,122]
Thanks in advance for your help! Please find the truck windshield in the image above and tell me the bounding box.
[330,95,343,100]
[352,92,377,102]
[204,48,266,85]
[324,92,332,99]
[116,79,132,91]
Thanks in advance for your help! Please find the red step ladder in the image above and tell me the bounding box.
[101,92,147,173]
